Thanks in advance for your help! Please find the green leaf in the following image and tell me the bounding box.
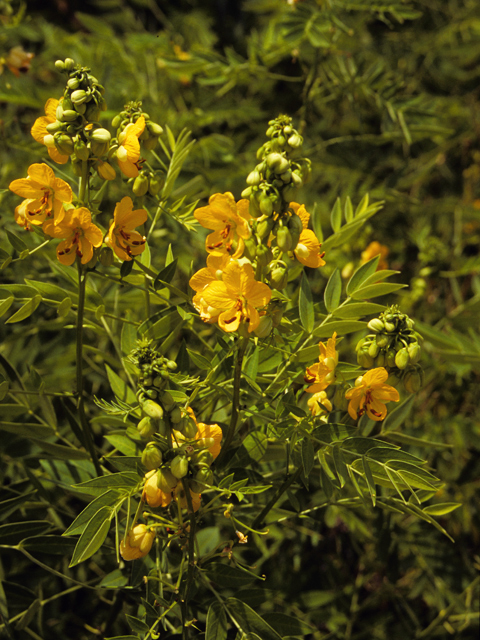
[0,492,36,522]
[0,520,51,545]
[64,490,122,536]
[19,535,76,555]
[120,259,134,278]
[330,197,342,232]
[311,207,323,242]
[126,615,149,634]
[226,598,282,640]
[243,347,259,381]
[162,128,196,199]
[355,194,369,217]
[362,456,376,506]
[301,438,315,479]
[74,472,140,495]
[344,196,354,223]
[351,282,406,300]
[57,297,72,317]
[423,503,462,516]
[28,438,91,460]
[332,302,385,318]
[154,259,177,288]
[332,445,348,488]
[105,365,136,404]
[206,563,258,588]
[69,506,113,566]
[263,612,316,637]
[299,274,314,334]
[382,395,415,432]
[0,296,14,319]
[232,432,268,467]
[313,423,358,443]
[25,279,77,303]
[6,229,27,252]
[346,256,380,296]
[313,320,366,337]
[5,295,42,323]
[121,322,137,355]
[206,601,228,640]
[187,349,212,370]
[324,268,342,313]
[0,380,9,401]
[99,569,129,589]
[0,421,54,438]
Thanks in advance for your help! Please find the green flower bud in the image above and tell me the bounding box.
[192,449,214,467]
[356,338,366,352]
[368,341,380,358]
[141,399,164,420]
[148,175,164,196]
[407,342,421,364]
[170,455,189,479]
[287,133,303,148]
[137,417,157,439]
[276,226,293,252]
[291,171,303,188]
[160,390,176,411]
[249,193,262,218]
[193,466,214,489]
[167,360,177,371]
[71,159,83,177]
[142,443,163,470]
[387,373,401,387]
[256,244,272,267]
[257,216,274,240]
[90,128,111,144]
[386,348,397,368]
[403,369,422,393]
[98,246,114,267]
[176,416,197,439]
[254,315,272,338]
[90,141,109,158]
[357,351,374,368]
[170,406,182,424]
[376,334,390,348]
[395,348,410,370]
[74,102,86,115]
[61,109,80,123]
[143,136,157,151]
[384,321,396,333]
[146,121,163,136]
[241,186,253,199]
[269,265,288,290]
[280,170,292,183]
[85,103,101,122]
[111,114,122,128]
[242,237,257,262]
[156,467,177,493]
[67,77,80,90]
[71,89,88,105]
[367,318,384,333]
[266,152,283,170]
[74,138,90,161]
[246,170,262,186]
[46,121,65,134]
[54,133,74,155]
[287,213,303,248]
[64,58,76,71]
[259,194,273,217]
[145,389,158,399]
[375,351,386,367]
[55,60,65,71]
[133,173,149,197]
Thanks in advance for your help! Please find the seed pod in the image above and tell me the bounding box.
[141,399,164,420]
[142,443,163,470]
[395,348,410,370]
[170,455,189,479]
[137,417,157,439]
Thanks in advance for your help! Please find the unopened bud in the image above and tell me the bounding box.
[395,348,410,370]
[142,443,163,470]
[157,467,178,493]
[407,342,421,364]
[74,138,90,161]
[269,265,288,290]
[254,315,272,338]
[276,226,293,252]
[54,133,74,155]
[137,416,157,439]
[133,173,149,197]
[403,369,422,393]
[64,58,76,71]
[71,89,88,105]
[367,318,384,333]
[368,341,380,358]
[141,399,164,420]
[170,455,189,479]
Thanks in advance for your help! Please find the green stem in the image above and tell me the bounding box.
[215,335,248,466]
[76,263,102,475]
[78,160,88,205]
[251,467,302,530]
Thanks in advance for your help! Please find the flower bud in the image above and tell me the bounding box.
[287,133,303,148]
[395,348,410,370]
[148,175,164,196]
[269,265,288,290]
[64,58,76,71]
[357,351,374,368]
[142,443,163,470]
[71,89,88,105]
[368,341,380,358]
[384,321,396,333]
[85,103,101,122]
[407,342,421,364]
[254,315,272,338]
[246,170,262,186]
[46,121,65,134]
[141,399,164,420]
[170,455,189,479]
[90,128,111,144]
[276,226,293,252]
[256,216,274,240]
[120,524,155,561]
[193,466,214,489]
[403,369,422,393]
[97,160,116,181]
[74,138,90,161]
[160,390,175,411]
[137,416,157,439]
[67,77,80,90]
[192,449,214,466]
[74,102,87,115]
[241,186,253,198]
[91,140,109,157]
[54,133,74,155]
[386,348,397,368]
[133,173,149,197]
[376,334,390,348]
[367,318,384,333]
[170,406,182,424]
[55,59,65,71]
[157,467,178,493]
[259,194,273,217]
[375,351,386,367]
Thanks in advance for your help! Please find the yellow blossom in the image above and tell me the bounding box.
[1,46,34,77]
[31,99,69,164]
[119,524,155,561]
[304,333,338,393]
[9,163,72,227]
[107,196,147,261]
[44,207,103,266]
[361,241,389,270]
[197,261,271,333]
[143,470,176,508]
[289,202,325,268]
[14,199,34,231]
[307,391,332,417]
[345,367,400,421]
[190,253,232,323]
[116,116,145,178]
[97,159,116,181]
[194,192,251,257]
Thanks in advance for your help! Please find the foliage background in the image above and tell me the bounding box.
[0,0,479,638]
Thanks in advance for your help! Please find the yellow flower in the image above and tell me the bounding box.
[97,159,116,181]
[3,46,34,77]
[307,391,332,417]
[116,116,145,178]
[190,254,232,323]
[14,199,34,231]
[189,408,223,460]
[143,470,176,508]
[289,202,325,268]
[304,333,338,393]
[107,196,147,261]
[119,524,155,561]
[198,261,271,333]
[194,193,251,257]
[31,99,69,164]
[361,241,389,271]
[9,163,72,226]
[174,481,201,512]
[345,367,400,421]
[44,207,103,266]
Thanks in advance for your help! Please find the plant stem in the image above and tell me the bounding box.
[251,467,302,529]
[215,335,248,466]
[76,263,102,475]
